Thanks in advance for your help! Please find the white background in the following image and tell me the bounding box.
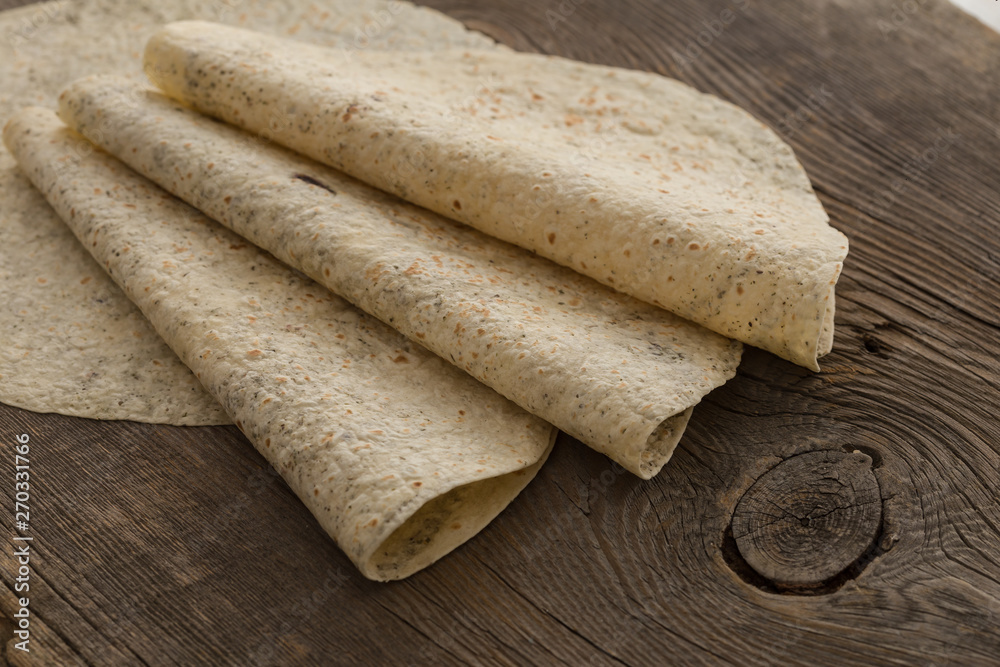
[950,0,1000,32]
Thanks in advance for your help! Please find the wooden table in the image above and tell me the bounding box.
[2,0,999,664]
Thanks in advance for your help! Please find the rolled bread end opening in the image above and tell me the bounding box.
[361,438,554,581]
[634,407,694,480]
[816,262,844,363]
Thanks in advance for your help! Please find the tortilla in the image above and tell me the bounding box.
[4,106,555,580]
[59,76,742,479]
[0,162,229,424]
[144,21,849,370]
[0,0,497,423]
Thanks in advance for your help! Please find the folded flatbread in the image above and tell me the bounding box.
[145,21,849,370]
[4,107,555,581]
[59,76,742,479]
[0,0,498,423]
[0,162,229,424]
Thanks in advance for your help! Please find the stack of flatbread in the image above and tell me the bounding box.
[0,3,847,580]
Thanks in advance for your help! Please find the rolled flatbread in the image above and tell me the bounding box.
[59,76,742,479]
[144,21,848,370]
[3,107,555,581]
[0,0,498,424]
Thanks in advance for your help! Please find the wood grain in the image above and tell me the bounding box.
[2,0,1000,664]
[732,450,881,588]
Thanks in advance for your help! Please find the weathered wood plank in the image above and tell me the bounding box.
[1,0,999,664]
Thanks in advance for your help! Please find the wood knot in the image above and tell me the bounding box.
[731,450,881,589]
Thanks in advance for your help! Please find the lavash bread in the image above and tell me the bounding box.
[58,76,742,479]
[4,107,555,581]
[144,21,848,370]
[0,163,229,424]
[0,0,498,423]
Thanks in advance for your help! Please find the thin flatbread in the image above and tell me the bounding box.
[0,163,229,424]
[0,0,497,423]
[4,107,555,580]
[145,20,849,370]
[59,76,742,479]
